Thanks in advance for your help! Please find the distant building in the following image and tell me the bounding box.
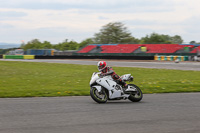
[8,49,24,55]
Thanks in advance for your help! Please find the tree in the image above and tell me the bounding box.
[21,39,42,50]
[79,38,95,48]
[170,35,183,44]
[120,36,140,44]
[67,41,79,50]
[94,22,136,44]
[140,33,183,44]
[190,41,196,44]
[53,40,79,51]
[140,33,171,44]
[41,41,52,49]
[21,39,53,50]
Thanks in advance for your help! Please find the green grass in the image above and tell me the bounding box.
[0,60,200,98]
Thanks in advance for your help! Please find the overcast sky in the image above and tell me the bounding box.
[0,0,199,44]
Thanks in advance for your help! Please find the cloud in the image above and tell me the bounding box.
[0,0,174,12]
[0,23,14,28]
[98,16,109,20]
[0,26,94,44]
[0,0,200,43]
[0,11,27,20]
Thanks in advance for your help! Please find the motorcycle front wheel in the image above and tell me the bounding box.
[90,87,108,103]
[128,84,143,102]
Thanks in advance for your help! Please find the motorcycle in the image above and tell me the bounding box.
[89,72,143,103]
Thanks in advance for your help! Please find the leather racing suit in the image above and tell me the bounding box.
[100,66,127,87]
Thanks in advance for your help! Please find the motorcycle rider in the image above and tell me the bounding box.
[97,61,128,89]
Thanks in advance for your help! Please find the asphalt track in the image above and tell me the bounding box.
[1,93,200,133]
[0,59,200,133]
[1,59,200,71]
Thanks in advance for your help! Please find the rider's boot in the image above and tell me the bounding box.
[124,84,128,88]
[122,83,128,91]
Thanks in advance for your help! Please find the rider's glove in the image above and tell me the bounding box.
[130,76,134,81]
[99,73,104,78]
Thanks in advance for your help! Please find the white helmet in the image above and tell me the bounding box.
[97,61,107,71]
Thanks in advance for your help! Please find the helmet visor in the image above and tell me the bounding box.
[98,64,105,71]
[98,65,104,69]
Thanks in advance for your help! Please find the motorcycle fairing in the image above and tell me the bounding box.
[121,74,131,81]
[96,77,116,91]
[92,85,102,92]
[96,77,122,99]
[89,72,101,85]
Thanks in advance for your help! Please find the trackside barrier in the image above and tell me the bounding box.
[3,55,23,59]
[3,55,35,59]
[161,56,165,61]
[154,55,189,61]
[154,56,158,60]
[24,55,35,59]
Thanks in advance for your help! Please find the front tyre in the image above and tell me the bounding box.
[90,87,108,103]
[128,84,143,102]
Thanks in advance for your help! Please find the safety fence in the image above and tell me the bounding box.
[1,55,192,61]
[74,52,196,56]
[3,55,35,59]
[0,55,154,60]
[154,55,189,61]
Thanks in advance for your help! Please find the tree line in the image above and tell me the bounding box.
[21,22,200,51]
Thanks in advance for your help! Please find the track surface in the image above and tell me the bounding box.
[1,59,200,133]
[1,93,200,133]
[1,59,200,71]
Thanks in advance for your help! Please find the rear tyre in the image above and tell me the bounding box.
[90,87,108,103]
[128,84,143,102]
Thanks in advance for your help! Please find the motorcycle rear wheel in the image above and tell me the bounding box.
[90,87,108,103]
[128,84,143,102]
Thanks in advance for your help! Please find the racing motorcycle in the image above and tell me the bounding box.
[90,72,143,103]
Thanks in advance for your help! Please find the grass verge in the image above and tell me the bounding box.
[0,60,200,98]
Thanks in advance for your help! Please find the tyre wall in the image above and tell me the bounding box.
[3,55,35,59]
[154,55,189,61]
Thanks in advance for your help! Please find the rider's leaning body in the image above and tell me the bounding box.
[97,61,128,88]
